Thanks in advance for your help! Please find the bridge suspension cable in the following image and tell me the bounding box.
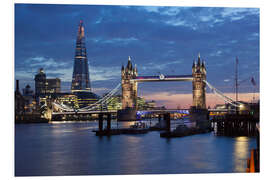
[51,83,122,112]
[78,83,121,111]
[52,101,74,111]
[204,80,242,108]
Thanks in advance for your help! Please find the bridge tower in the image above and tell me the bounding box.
[192,53,206,109]
[191,54,210,130]
[121,56,138,109]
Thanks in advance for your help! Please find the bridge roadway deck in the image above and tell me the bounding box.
[52,109,228,115]
[52,109,191,116]
[137,109,190,114]
[131,75,193,82]
[52,110,117,115]
[208,109,229,112]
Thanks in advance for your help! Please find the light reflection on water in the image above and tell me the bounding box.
[15,120,257,176]
[233,137,249,172]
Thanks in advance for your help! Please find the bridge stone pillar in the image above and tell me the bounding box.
[121,56,138,110]
[107,114,111,131]
[192,54,206,109]
[191,54,210,130]
[118,57,138,121]
[98,113,103,132]
[165,113,171,132]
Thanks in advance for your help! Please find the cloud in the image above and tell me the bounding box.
[209,50,223,57]
[141,6,191,16]
[200,15,214,22]
[165,18,196,29]
[24,56,69,69]
[91,87,110,95]
[91,37,138,45]
[16,56,72,83]
[89,66,120,81]
[15,55,121,92]
[141,6,160,13]
[17,64,120,83]
[15,5,260,98]
[221,8,259,21]
[146,7,259,31]
[140,60,183,72]
[160,7,182,16]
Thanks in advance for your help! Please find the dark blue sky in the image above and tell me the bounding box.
[15,4,259,98]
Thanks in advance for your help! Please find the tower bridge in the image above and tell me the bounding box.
[50,54,243,129]
[120,55,206,115]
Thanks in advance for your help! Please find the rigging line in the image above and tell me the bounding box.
[209,85,238,105]
[205,80,237,104]
[212,90,240,107]
[209,88,239,107]
[204,80,241,107]
[204,80,239,103]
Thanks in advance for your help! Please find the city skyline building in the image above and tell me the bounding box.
[22,84,36,113]
[34,68,61,96]
[71,20,91,93]
[15,80,25,119]
[34,68,46,96]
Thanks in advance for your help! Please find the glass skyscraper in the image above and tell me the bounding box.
[71,20,91,92]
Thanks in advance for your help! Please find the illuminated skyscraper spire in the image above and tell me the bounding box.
[71,20,91,92]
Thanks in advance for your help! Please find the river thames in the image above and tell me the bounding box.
[15,120,256,176]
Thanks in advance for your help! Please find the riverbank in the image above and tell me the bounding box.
[15,114,49,124]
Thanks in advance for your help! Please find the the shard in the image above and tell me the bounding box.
[71,20,91,92]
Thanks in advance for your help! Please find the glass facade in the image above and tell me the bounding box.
[71,20,91,92]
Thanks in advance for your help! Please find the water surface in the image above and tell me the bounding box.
[15,121,256,176]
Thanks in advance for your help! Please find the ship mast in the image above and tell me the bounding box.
[235,57,239,103]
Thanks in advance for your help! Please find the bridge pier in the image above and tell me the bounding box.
[159,114,165,129]
[190,107,211,130]
[117,108,137,121]
[107,114,111,131]
[156,113,171,131]
[165,113,171,132]
[98,113,103,132]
